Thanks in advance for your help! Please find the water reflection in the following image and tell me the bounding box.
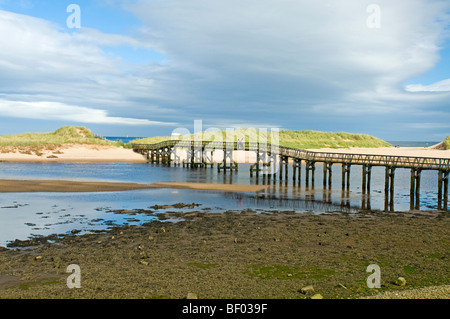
[0,162,446,247]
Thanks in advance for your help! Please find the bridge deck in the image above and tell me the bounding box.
[133,141,450,171]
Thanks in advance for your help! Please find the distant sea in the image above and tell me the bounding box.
[387,141,439,147]
[104,136,143,144]
[104,137,439,148]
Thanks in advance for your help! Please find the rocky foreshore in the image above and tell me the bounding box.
[0,209,449,299]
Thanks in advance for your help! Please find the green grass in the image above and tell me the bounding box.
[444,136,450,150]
[0,126,119,147]
[0,126,392,150]
[132,128,391,149]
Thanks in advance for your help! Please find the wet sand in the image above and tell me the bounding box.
[0,179,156,193]
[0,209,448,299]
[0,180,268,193]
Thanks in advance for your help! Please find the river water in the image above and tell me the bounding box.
[0,141,445,247]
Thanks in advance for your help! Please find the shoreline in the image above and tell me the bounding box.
[1,144,449,163]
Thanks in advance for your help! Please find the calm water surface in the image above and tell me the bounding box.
[0,156,445,247]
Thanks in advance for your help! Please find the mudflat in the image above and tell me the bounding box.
[0,209,448,299]
[0,179,156,193]
[0,180,268,193]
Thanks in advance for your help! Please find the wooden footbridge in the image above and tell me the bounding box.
[133,140,449,211]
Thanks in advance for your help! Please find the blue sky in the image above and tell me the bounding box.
[0,0,449,141]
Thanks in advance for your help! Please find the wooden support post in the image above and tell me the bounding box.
[284,158,288,181]
[163,147,172,166]
[323,162,332,189]
[410,168,421,210]
[256,150,261,176]
[438,170,449,211]
[305,162,309,187]
[438,170,443,210]
[279,156,289,181]
[445,172,449,211]
[384,166,395,212]
[279,155,283,181]
[305,161,315,188]
[362,165,371,194]
[416,170,421,209]
[342,163,351,191]
[292,159,302,184]
[219,145,237,173]
[292,162,296,183]
[410,169,416,210]
[362,165,367,194]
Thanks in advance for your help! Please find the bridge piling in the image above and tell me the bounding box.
[279,155,289,180]
[438,170,449,211]
[292,159,302,184]
[410,168,422,210]
[362,164,372,194]
[134,141,450,211]
[305,161,315,188]
[384,166,395,211]
[323,162,333,189]
[342,164,351,191]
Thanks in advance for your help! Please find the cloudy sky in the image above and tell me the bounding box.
[0,0,449,141]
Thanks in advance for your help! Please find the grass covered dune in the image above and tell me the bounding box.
[0,126,393,150]
[133,128,393,149]
[0,126,113,147]
[444,136,450,150]
[1,126,448,151]
[0,126,140,161]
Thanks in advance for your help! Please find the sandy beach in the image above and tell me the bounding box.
[1,144,449,164]
[0,144,148,163]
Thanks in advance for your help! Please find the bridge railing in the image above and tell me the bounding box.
[133,141,450,170]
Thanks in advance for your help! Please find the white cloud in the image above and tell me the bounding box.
[0,10,174,125]
[0,99,175,125]
[124,0,450,120]
[0,1,449,137]
[406,79,450,92]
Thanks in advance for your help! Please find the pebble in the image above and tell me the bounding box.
[395,277,407,287]
[362,285,450,299]
[299,285,315,295]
